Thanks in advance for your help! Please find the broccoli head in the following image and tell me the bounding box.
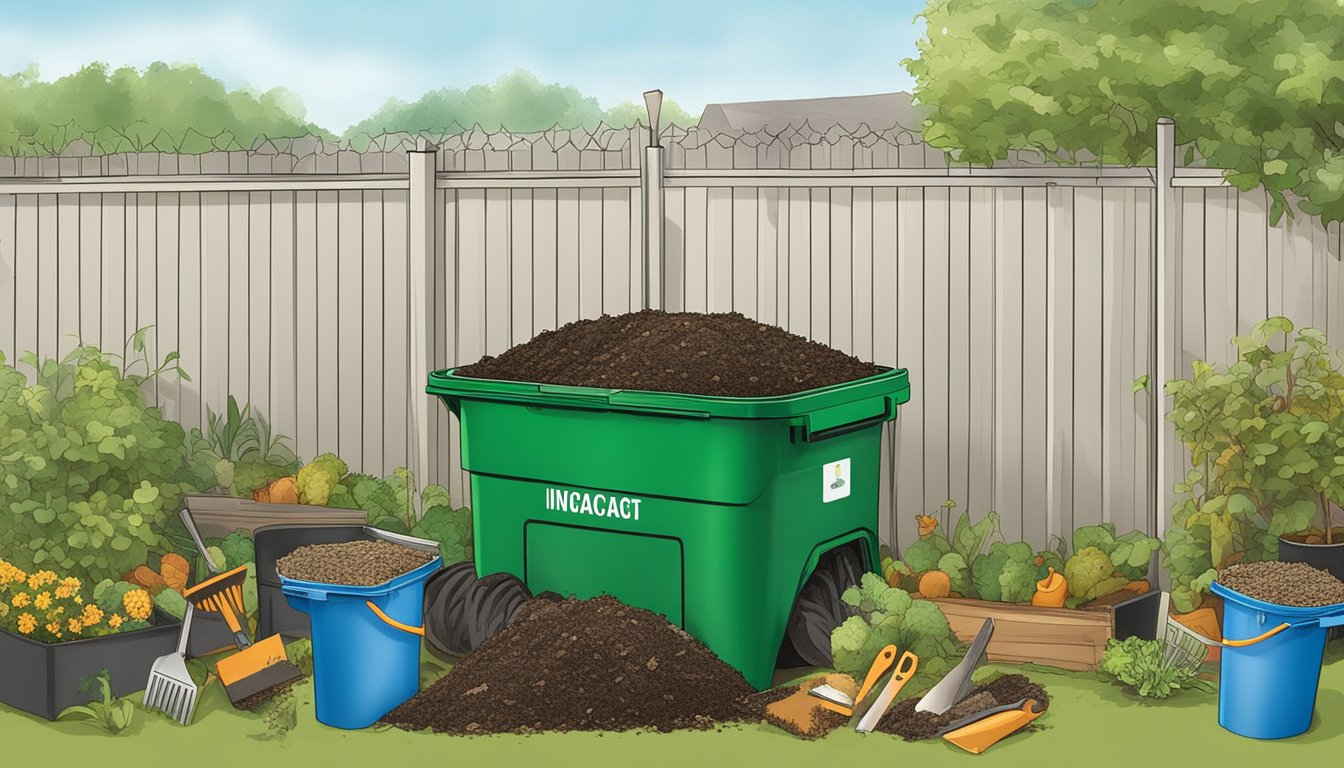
[898,599,959,659]
[1064,546,1120,600]
[343,473,403,520]
[902,537,951,574]
[220,530,255,571]
[998,559,1038,603]
[830,615,877,678]
[937,552,970,596]
[296,453,349,505]
[411,505,474,563]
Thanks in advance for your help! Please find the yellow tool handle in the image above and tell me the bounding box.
[855,644,897,706]
[1222,622,1291,647]
[366,601,425,636]
[943,699,1044,755]
[202,594,244,635]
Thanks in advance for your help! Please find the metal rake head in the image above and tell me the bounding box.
[144,662,199,726]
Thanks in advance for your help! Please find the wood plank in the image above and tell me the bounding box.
[663,187,685,313]
[787,188,811,337]
[1101,189,1127,531]
[872,188,899,549]
[810,188,831,344]
[774,186,790,329]
[1203,187,1236,363]
[967,188,995,517]
[947,187,971,513]
[247,192,270,424]
[993,187,1024,540]
[484,188,511,356]
[201,192,231,448]
[629,182,641,310]
[77,193,101,349]
[896,187,924,546]
[56,193,80,358]
[314,190,339,455]
[156,193,181,422]
[1237,188,1269,332]
[757,188,780,325]
[0,195,14,359]
[134,195,157,401]
[38,195,60,362]
[851,188,874,362]
[382,190,410,479]
[227,191,250,408]
[1072,188,1104,528]
[294,191,319,462]
[556,189,580,326]
[1132,189,1154,537]
[511,189,535,342]
[457,189,488,366]
[578,188,603,320]
[732,186,757,317]
[603,188,631,316]
[1267,203,1284,321]
[442,190,465,503]
[706,187,733,313]
[266,191,296,457]
[1046,187,1075,542]
[1314,213,1329,331]
[337,190,363,468]
[532,189,559,331]
[362,191,385,474]
[1021,186,1050,545]
[829,187,853,353]
[1179,188,1206,376]
[176,192,202,433]
[923,187,950,508]
[684,187,708,312]
[14,195,36,358]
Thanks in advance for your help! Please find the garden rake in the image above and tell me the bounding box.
[1157,591,1219,676]
[143,602,200,725]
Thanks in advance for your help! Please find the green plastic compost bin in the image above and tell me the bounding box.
[427,365,910,690]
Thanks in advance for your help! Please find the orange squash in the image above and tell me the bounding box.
[131,565,167,595]
[159,553,190,591]
[268,476,300,505]
[1123,579,1150,595]
[253,485,272,503]
[1032,567,1068,608]
[919,570,952,599]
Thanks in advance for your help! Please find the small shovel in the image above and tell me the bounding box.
[942,698,1046,754]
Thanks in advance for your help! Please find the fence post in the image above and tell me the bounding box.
[642,90,665,310]
[407,138,437,490]
[1154,118,1176,546]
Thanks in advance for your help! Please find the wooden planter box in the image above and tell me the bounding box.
[932,590,1161,671]
[184,494,368,538]
[0,609,181,720]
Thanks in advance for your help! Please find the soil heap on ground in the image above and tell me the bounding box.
[1218,561,1344,607]
[384,595,757,734]
[454,310,883,397]
[276,540,435,586]
[876,674,1049,741]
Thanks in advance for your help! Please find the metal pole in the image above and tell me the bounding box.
[642,90,665,310]
[1154,118,1175,548]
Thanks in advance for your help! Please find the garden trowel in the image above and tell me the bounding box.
[915,617,994,715]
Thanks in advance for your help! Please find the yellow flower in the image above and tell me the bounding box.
[11,592,30,608]
[61,576,81,591]
[54,584,73,599]
[16,612,35,634]
[73,596,83,605]
[0,603,8,618]
[34,592,51,610]
[122,589,152,621]
[27,570,56,590]
[44,621,60,635]
[67,617,83,634]
[108,614,124,629]
[81,604,103,626]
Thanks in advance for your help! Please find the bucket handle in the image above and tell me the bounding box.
[1222,613,1344,647]
[366,601,425,637]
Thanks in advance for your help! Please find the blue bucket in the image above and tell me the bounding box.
[1212,581,1344,739]
[282,544,442,730]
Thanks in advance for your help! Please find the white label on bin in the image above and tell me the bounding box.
[823,459,851,503]
[545,487,643,522]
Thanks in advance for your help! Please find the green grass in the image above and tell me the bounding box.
[5,642,1344,767]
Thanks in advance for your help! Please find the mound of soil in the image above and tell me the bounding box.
[276,540,434,586]
[1218,561,1344,607]
[454,310,883,397]
[383,595,757,734]
[876,674,1049,741]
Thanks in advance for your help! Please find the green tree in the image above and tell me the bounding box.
[0,62,329,155]
[345,69,695,136]
[906,0,1344,224]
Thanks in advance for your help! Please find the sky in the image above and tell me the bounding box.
[0,0,927,132]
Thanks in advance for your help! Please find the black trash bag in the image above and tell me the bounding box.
[423,562,532,660]
[784,545,866,667]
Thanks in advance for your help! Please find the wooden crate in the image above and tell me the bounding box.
[184,494,368,538]
[931,594,1153,671]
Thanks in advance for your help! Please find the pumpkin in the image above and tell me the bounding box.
[254,485,272,503]
[1122,579,1150,595]
[268,476,300,505]
[1032,567,1068,608]
[919,570,952,599]
[160,553,190,591]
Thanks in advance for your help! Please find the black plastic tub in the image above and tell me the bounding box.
[0,609,181,720]
[253,524,371,640]
[1111,589,1163,642]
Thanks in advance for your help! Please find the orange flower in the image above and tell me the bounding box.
[916,514,939,537]
[34,592,52,610]
[67,618,83,634]
[11,592,30,608]
[108,614,124,629]
[81,604,104,626]
[44,621,60,635]
[54,584,73,599]
[61,576,81,592]
[16,613,35,634]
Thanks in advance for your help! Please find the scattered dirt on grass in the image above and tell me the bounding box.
[749,673,856,740]
[383,595,757,734]
[454,310,883,397]
[876,674,1049,741]
[1218,561,1344,607]
[234,676,300,712]
[276,540,434,586]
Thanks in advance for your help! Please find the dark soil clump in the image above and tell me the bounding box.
[276,540,434,586]
[1218,561,1344,607]
[454,310,883,397]
[233,674,300,711]
[876,674,1049,741]
[383,595,756,734]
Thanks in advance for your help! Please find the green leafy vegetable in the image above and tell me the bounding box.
[412,505,474,564]
[830,573,959,679]
[57,670,134,733]
[219,531,254,572]
[1100,637,1208,699]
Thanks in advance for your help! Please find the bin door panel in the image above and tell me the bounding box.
[524,522,684,627]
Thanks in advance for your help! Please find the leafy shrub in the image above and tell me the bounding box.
[1100,637,1208,699]
[184,395,299,498]
[830,572,959,680]
[412,505,474,563]
[0,341,194,585]
[220,531,255,571]
[57,670,134,734]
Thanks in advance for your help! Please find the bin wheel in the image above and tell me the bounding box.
[785,545,866,668]
[423,562,533,661]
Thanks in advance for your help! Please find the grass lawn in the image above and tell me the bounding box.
[5,641,1343,767]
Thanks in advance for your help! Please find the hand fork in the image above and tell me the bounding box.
[144,602,199,725]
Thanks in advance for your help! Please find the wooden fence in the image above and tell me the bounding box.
[1,123,1340,553]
